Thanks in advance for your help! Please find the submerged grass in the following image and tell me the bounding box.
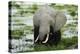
[34,36,78,51]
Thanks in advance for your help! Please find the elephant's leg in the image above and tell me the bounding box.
[34,26,39,43]
[53,30,61,45]
[47,25,61,46]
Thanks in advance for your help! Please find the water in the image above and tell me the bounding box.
[10,34,34,53]
[62,29,77,38]
[11,16,33,30]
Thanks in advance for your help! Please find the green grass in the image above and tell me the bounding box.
[19,36,78,53]
[10,26,33,39]
[34,36,78,51]
[11,30,24,39]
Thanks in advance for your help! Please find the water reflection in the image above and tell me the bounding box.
[10,34,34,53]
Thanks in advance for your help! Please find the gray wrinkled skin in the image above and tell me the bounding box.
[33,5,67,41]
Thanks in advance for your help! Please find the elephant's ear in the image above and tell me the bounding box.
[54,11,67,32]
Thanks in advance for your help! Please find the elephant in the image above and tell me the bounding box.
[33,5,67,45]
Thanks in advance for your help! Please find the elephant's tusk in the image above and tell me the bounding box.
[42,34,49,43]
[35,35,39,42]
